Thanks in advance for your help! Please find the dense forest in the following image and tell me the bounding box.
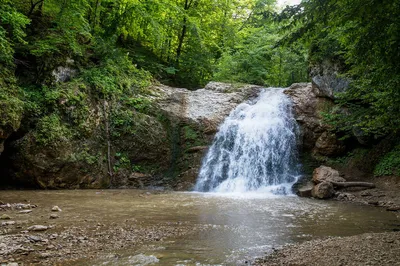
[1,0,400,185]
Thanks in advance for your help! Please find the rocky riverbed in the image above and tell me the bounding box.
[0,190,208,265]
[254,231,400,266]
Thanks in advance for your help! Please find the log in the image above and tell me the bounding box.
[331,181,376,188]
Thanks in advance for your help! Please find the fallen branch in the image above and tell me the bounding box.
[331,181,376,188]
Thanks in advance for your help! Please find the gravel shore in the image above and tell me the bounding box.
[254,231,400,266]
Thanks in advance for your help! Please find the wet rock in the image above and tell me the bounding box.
[50,214,59,219]
[312,165,346,184]
[297,183,313,198]
[51,206,62,212]
[312,181,335,199]
[336,192,356,201]
[27,225,48,231]
[1,214,11,220]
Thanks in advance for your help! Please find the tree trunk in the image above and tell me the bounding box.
[28,0,45,18]
[175,0,193,65]
[331,181,376,188]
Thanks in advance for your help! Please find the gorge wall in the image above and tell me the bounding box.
[0,82,260,190]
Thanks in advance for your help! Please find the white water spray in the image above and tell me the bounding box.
[194,88,300,194]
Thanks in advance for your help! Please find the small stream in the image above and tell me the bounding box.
[1,190,399,265]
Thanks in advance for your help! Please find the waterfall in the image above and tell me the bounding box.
[194,88,300,194]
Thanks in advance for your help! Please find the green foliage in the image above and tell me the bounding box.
[0,0,29,67]
[183,126,198,141]
[82,48,152,99]
[0,84,23,131]
[215,28,308,86]
[284,0,400,136]
[182,125,205,147]
[113,152,131,172]
[33,113,72,147]
[69,148,99,165]
[374,145,400,177]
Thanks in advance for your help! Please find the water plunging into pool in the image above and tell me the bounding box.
[194,88,300,194]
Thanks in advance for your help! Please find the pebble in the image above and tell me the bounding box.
[27,235,42,242]
[27,225,48,231]
[2,221,16,226]
[50,214,59,219]
[51,206,62,212]
[1,214,11,220]
[39,252,51,258]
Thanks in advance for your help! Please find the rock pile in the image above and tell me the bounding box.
[299,165,376,199]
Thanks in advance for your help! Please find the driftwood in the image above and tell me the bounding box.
[331,181,376,188]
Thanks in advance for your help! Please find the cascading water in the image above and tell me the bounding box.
[194,88,300,194]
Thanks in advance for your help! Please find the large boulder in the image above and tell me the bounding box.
[312,165,346,184]
[311,181,335,199]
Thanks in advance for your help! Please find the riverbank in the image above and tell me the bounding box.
[254,231,400,266]
[333,175,400,211]
[0,190,207,265]
[255,174,400,266]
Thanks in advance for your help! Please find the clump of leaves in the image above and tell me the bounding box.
[33,113,72,147]
[374,145,400,177]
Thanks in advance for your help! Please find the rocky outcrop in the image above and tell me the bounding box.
[151,82,261,190]
[284,83,345,156]
[0,82,260,189]
[154,82,260,134]
[309,60,349,99]
[314,131,345,156]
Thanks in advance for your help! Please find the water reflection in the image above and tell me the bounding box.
[0,190,398,265]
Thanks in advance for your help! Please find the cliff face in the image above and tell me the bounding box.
[284,83,345,157]
[0,82,260,189]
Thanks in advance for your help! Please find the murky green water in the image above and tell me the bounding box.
[1,190,399,265]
